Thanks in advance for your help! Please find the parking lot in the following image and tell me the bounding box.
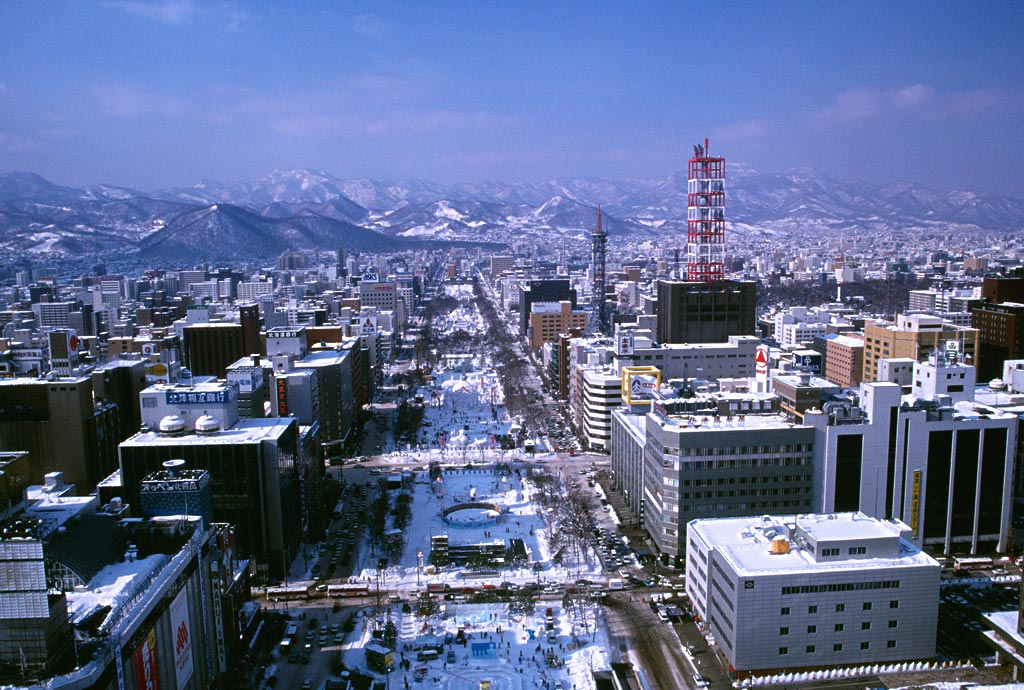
[936,579,1019,662]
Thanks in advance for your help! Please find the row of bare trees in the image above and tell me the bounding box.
[530,470,599,569]
[472,277,548,435]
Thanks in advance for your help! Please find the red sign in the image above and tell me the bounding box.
[754,345,769,380]
[133,628,160,690]
[276,378,288,416]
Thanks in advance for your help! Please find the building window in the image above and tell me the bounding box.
[887,640,897,649]
[834,623,844,632]
[863,602,873,610]
[806,645,816,654]
[781,607,790,616]
[780,627,789,635]
[848,546,866,555]
[808,605,817,614]
[779,647,788,655]
[836,603,845,612]
[888,620,898,628]
[889,600,899,609]
[861,622,871,630]
[821,547,840,557]
[833,643,843,652]
[807,625,816,634]
[860,642,870,650]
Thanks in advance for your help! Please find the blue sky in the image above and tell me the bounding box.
[1,1,1022,195]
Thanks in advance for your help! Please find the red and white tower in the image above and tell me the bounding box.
[686,138,726,284]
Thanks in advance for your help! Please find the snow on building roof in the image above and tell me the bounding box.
[652,411,798,433]
[66,554,168,629]
[26,495,98,528]
[690,512,937,577]
[830,334,864,347]
[122,416,294,447]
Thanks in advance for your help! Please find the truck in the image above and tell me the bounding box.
[608,578,623,591]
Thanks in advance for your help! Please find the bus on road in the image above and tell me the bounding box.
[327,583,370,598]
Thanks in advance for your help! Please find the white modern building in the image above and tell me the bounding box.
[687,512,940,676]
[639,409,814,564]
[616,333,759,383]
[805,354,1017,555]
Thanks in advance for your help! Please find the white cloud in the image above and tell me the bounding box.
[101,0,252,29]
[353,13,387,38]
[811,83,1024,125]
[713,119,772,143]
[103,0,197,25]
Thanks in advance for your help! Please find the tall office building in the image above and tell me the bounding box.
[119,379,304,577]
[806,358,1016,555]
[971,300,1024,381]
[862,314,978,384]
[519,280,577,336]
[0,376,120,489]
[0,517,76,677]
[182,322,245,379]
[613,406,814,565]
[92,359,148,436]
[238,302,262,357]
[655,279,756,344]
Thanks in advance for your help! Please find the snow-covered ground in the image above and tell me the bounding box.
[342,600,610,690]
[353,467,606,589]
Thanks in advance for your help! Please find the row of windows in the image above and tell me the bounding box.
[780,641,896,655]
[820,546,866,557]
[682,487,810,499]
[782,600,900,615]
[679,444,811,457]
[781,581,900,595]
[680,457,812,470]
[683,474,811,487]
[781,620,897,635]
[688,475,812,486]
[684,500,809,512]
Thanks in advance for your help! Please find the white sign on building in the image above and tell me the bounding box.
[754,345,769,383]
[617,333,634,356]
[170,588,194,690]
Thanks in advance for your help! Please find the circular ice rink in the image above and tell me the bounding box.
[442,502,505,529]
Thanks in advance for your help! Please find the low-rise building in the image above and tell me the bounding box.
[687,512,939,676]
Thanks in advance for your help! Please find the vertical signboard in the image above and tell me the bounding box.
[133,628,160,690]
[276,377,288,417]
[617,333,634,356]
[754,345,769,384]
[910,470,922,538]
[170,588,194,690]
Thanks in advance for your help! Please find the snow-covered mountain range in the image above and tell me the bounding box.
[1,166,1022,262]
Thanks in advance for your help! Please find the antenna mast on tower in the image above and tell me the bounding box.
[686,138,726,284]
[588,205,608,335]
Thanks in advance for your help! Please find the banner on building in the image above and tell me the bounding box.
[170,588,194,690]
[133,628,160,690]
[910,470,922,538]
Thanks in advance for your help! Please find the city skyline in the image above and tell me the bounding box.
[1,2,1022,196]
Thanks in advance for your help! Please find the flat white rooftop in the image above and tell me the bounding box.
[122,417,293,447]
[690,512,938,577]
[653,412,799,433]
